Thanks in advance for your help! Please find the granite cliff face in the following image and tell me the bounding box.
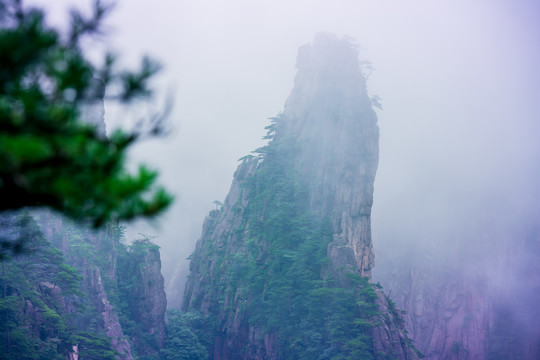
[33,211,135,359]
[375,201,540,359]
[118,239,168,349]
[281,33,379,279]
[184,33,418,360]
[15,82,168,358]
[86,266,133,359]
[31,213,169,359]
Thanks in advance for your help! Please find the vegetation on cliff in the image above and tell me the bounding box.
[0,212,118,359]
[184,114,405,359]
[240,120,381,359]
[161,310,210,360]
[0,0,172,255]
[0,211,173,359]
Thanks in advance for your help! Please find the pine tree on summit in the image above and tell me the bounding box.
[0,0,173,233]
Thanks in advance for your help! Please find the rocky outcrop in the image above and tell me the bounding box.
[31,213,133,359]
[372,289,421,360]
[375,207,540,359]
[184,33,417,359]
[3,79,167,359]
[183,158,257,314]
[120,241,167,348]
[282,32,379,279]
[31,211,168,359]
[377,260,491,359]
[87,267,133,359]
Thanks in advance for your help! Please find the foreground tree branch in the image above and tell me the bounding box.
[0,0,173,228]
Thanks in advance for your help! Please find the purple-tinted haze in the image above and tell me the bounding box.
[33,2,540,338]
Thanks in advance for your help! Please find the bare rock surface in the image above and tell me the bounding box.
[87,267,133,360]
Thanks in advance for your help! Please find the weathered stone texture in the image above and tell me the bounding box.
[87,267,133,360]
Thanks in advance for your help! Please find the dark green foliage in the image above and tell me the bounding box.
[54,264,82,296]
[72,332,118,360]
[62,221,157,358]
[0,212,167,359]
[0,209,174,359]
[281,276,380,360]
[115,236,162,357]
[198,115,381,359]
[0,0,172,232]
[55,222,163,358]
[82,229,166,359]
[161,310,210,360]
[130,236,161,254]
[0,212,88,359]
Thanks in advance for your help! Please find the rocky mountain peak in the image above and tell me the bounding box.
[183,34,416,359]
[280,33,379,279]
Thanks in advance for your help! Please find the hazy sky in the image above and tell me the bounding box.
[35,0,540,291]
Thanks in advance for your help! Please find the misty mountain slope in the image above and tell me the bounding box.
[183,33,419,360]
[374,203,540,359]
[0,210,169,359]
[0,100,170,359]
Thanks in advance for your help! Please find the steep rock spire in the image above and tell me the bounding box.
[183,33,416,360]
[281,32,379,280]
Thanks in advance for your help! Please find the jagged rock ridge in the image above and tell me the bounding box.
[184,33,419,360]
